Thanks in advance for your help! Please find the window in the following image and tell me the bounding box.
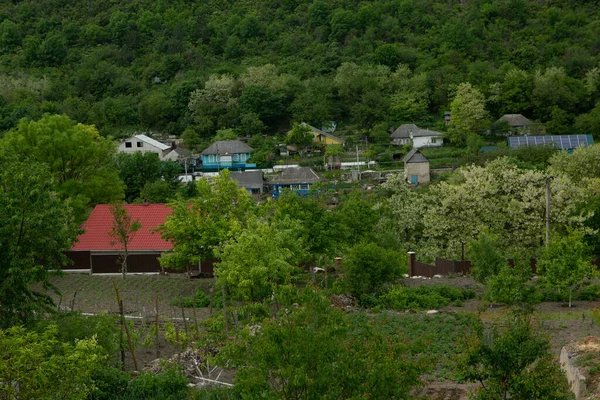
[431,138,437,144]
[233,154,239,161]
[137,141,143,147]
[125,142,132,148]
[300,184,310,190]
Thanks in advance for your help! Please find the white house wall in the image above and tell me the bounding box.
[413,136,443,149]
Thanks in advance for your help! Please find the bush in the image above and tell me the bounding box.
[381,285,476,311]
[342,242,405,305]
[123,369,190,400]
[172,289,210,308]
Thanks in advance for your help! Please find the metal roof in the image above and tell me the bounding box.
[133,134,171,151]
[71,204,173,252]
[201,140,253,155]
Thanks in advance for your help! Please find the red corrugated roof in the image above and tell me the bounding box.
[71,204,173,251]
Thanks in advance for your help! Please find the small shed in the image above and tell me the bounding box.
[402,148,430,184]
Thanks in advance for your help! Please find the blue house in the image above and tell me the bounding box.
[271,167,321,198]
[201,140,256,170]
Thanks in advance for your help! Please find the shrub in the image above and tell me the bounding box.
[342,242,405,305]
[381,285,475,311]
[172,289,210,308]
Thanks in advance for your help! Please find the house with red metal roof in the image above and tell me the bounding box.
[68,204,173,273]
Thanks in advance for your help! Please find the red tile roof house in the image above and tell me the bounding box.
[68,204,175,274]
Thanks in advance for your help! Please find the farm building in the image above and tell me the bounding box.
[403,148,430,184]
[68,204,174,274]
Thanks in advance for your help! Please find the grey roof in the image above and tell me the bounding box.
[229,170,264,189]
[302,123,345,144]
[390,124,443,139]
[497,114,533,127]
[402,148,429,164]
[271,167,321,184]
[201,140,253,155]
[171,147,192,157]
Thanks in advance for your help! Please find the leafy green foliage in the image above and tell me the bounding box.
[0,114,124,222]
[215,217,305,301]
[220,288,424,399]
[109,203,142,279]
[114,152,181,203]
[538,231,595,307]
[159,169,254,270]
[0,324,105,400]
[381,285,476,311]
[458,315,571,399]
[0,161,78,328]
[342,241,404,304]
[468,229,507,283]
[173,289,211,308]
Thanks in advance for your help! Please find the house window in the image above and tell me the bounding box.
[125,142,132,148]
[431,138,437,144]
[233,154,239,161]
[137,141,143,147]
[300,184,310,190]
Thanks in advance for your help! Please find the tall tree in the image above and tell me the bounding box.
[0,161,77,328]
[537,231,595,307]
[1,114,124,222]
[159,169,254,271]
[458,315,571,399]
[447,82,489,145]
[215,217,306,301]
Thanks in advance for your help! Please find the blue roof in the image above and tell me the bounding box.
[508,135,593,150]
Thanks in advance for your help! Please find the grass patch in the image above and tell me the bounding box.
[371,312,481,381]
[380,285,476,311]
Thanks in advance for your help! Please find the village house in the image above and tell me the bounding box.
[496,114,533,135]
[390,124,443,148]
[118,134,173,159]
[270,167,321,198]
[302,123,345,147]
[201,140,256,170]
[230,170,265,196]
[403,148,430,184]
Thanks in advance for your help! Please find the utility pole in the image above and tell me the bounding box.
[545,177,551,246]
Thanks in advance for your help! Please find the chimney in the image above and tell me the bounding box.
[407,251,416,277]
[334,257,342,270]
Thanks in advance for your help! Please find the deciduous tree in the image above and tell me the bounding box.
[109,203,141,280]
[447,82,489,145]
[0,161,78,327]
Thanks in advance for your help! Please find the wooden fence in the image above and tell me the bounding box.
[407,251,541,278]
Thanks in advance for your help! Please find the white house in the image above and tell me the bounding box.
[118,134,172,159]
[390,124,443,148]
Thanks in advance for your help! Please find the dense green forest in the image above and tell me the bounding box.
[2,0,600,145]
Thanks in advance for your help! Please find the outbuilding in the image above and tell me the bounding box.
[402,148,430,184]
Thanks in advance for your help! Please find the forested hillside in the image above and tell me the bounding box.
[1,0,600,144]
